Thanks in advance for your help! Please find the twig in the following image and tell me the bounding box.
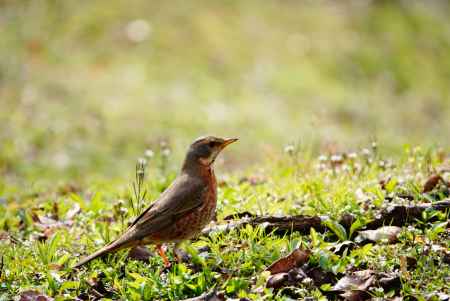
[202,215,324,237]
[366,199,450,229]
[0,255,3,279]
[202,199,450,237]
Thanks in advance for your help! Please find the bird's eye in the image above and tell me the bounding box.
[208,141,217,147]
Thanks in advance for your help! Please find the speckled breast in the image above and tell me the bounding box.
[152,168,217,242]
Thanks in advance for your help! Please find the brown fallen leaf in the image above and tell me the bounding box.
[0,231,8,241]
[305,267,337,286]
[443,251,450,264]
[57,183,80,195]
[425,292,450,301]
[287,267,308,283]
[265,248,310,275]
[332,270,375,291]
[328,241,356,255]
[238,175,267,186]
[405,256,417,269]
[179,291,225,301]
[86,272,112,299]
[19,290,54,301]
[423,174,443,193]
[399,256,409,278]
[127,246,154,262]
[37,228,55,242]
[356,226,401,243]
[51,202,59,221]
[378,272,401,292]
[48,263,63,271]
[266,273,289,289]
[339,290,370,301]
[65,203,81,220]
[35,216,73,230]
[265,267,309,289]
[33,215,73,242]
[332,270,375,301]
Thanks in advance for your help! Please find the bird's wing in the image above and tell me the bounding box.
[129,174,206,236]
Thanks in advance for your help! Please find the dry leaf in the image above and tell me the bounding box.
[265,268,308,289]
[332,270,375,292]
[86,272,111,298]
[378,272,401,291]
[238,175,267,186]
[305,267,336,286]
[127,246,154,262]
[287,267,308,283]
[19,290,53,301]
[0,231,8,241]
[65,203,81,220]
[425,293,450,301]
[443,251,450,264]
[423,174,443,193]
[35,216,73,230]
[180,291,225,301]
[266,273,289,289]
[265,248,310,275]
[48,263,63,271]
[340,290,370,301]
[356,226,401,243]
[399,256,408,277]
[332,270,375,300]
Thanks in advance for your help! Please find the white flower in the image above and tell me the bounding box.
[126,19,152,43]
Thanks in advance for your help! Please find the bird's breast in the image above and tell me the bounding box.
[199,167,217,221]
[150,167,217,242]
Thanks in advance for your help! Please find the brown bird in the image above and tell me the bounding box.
[74,136,237,268]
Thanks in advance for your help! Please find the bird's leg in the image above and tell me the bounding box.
[173,243,182,263]
[173,242,192,263]
[156,244,171,268]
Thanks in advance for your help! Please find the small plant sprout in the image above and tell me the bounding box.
[113,199,128,231]
[129,158,148,217]
[35,234,60,266]
[322,218,348,242]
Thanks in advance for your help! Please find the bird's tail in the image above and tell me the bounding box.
[73,227,138,268]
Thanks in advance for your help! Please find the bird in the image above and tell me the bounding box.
[73,136,238,268]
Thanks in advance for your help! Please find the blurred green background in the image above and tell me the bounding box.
[1,1,449,181]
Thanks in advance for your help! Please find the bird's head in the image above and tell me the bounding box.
[183,136,238,169]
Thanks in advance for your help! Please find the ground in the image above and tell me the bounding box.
[1,144,449,300]
[1,1,450,300]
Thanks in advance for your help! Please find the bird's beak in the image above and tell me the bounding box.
[221,138,238,149]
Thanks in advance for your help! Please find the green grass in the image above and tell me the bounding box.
[1,145,449,300]
[1,1,450,300]
[1,1,449,184]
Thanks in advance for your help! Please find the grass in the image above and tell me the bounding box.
[1,1,450,300]
[1,144,449,300]
[1,1,450,184]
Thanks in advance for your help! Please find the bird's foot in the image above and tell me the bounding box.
[156,244,171,269]
[173,247,191,263]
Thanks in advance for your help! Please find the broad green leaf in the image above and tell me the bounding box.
[323,219,347,241]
